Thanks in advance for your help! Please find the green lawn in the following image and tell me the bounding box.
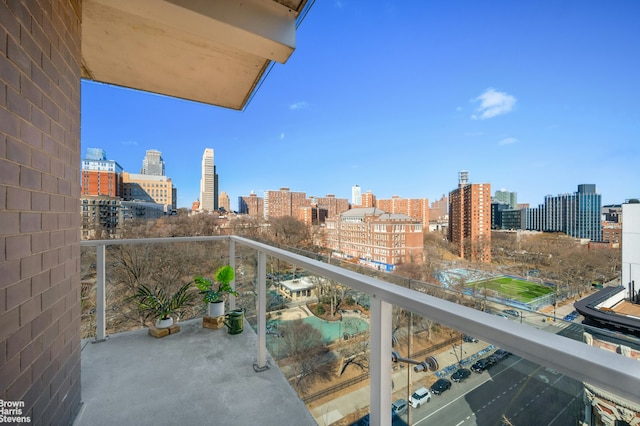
[468,276,554,303]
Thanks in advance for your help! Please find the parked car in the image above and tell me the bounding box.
[430,378,452,395]
[391,399,408,417]
[463,335,479,343]
[495,313,510,319]
[471,357,495,373]
[493,349,511,360]
[451,368,472,382]
[409,387,432,408]
[503,309,520,317]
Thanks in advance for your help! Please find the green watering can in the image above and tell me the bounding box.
[224,309,244,334]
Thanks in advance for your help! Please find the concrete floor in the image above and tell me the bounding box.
[74,319,316,426]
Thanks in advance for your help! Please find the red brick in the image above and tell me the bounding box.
[7,323,31,359]
[0,159,20,186]
[7,279,31,309]
[7,0,32,30]
[6,186,31,210]
[0,211,20,235]
[0,2,20,36]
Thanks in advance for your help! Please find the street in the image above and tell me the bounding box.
[395,355,582,426]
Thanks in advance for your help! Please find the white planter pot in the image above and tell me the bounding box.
[208,301,224,318]
[155,317,173,329]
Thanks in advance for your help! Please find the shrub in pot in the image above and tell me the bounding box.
[127,282,196,329]
[194,265,237,318]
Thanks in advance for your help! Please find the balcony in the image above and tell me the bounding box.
[77,236,640,426]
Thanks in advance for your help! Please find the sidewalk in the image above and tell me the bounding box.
[311,340,494,425]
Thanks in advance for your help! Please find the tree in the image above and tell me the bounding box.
[279,319,331,392]
[269,216,309,247]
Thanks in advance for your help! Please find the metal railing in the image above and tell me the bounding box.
[81,235,640,426]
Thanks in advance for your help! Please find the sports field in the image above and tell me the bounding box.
[468,275,554,303]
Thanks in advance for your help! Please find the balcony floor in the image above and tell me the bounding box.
[74,319,316,426]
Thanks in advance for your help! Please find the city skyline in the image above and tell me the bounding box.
[81,2,639,209]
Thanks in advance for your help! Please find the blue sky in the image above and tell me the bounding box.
[81,1,640,209]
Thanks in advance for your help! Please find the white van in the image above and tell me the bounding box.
[409,387,431,408]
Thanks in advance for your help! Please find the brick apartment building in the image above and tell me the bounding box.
[325,207,423,271]
[238,192,264,217]
[263,187,308,219]
[448,171,491,263]
[377,195,429,226]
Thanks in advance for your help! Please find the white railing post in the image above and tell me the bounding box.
[94,243,107,342]
[254,249,268,371]
[229,239,236,311]
[370,295,392,426]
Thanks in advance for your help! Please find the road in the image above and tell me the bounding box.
[393,355,582,426]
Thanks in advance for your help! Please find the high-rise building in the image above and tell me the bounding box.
[325,207,423,271]
[352,184,362,206]
[81,148,123,197]
[141,149,165,176]
[362,190,376,208]
[219,191,231,212]
[430,195,448,221]
[310,194,350,219]
[122,172,175,214]
[494,189,517,209]
[238,192,264,217]
[377,195,429,225]
[448,171,491,263]
[525,184,602,241]
[263,187,307,219]
[200,148,218,211]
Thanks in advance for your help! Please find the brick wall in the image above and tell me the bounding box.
[1,0,82,424]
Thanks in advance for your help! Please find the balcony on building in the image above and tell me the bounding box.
[76,236,640,426]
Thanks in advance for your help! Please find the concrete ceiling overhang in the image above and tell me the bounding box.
[81,0,309,110]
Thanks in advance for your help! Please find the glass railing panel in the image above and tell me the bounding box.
[246,257,372,426]
[385,310,639,426]
[80,239,231,337]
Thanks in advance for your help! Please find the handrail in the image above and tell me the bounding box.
[81,235,640,423]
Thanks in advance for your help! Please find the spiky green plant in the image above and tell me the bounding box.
[194,265,238,304]
[128,281,196,321]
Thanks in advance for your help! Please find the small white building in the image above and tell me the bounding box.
[278,277,317,302]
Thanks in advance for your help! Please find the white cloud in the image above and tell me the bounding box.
[456,106,462,112]
[498,137,518,145]
[471,88,516,120]
[289,101,308,110]
[280,133,285,140]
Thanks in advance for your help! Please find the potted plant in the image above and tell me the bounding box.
[194,265,237,318]
[127,282,196,329]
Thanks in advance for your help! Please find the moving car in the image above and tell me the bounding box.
[493,349,511,360]
[451,368,472,382]
[430,378,452,395]
[391,399,408,417]
[463,335,479,343]
[409,387,432,408]
[503,309,520,317]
